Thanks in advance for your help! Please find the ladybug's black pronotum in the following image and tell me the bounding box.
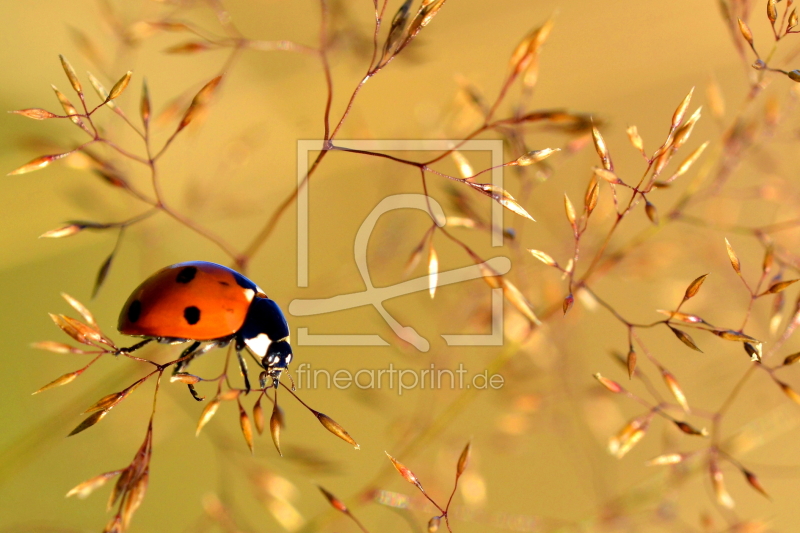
[117,261,292,396]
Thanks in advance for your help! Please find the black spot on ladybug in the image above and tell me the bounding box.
[218,280,230,287]
[184,306,201,325]
[127,300,142,323]
[232,272,255,290]
[176,266,198,284]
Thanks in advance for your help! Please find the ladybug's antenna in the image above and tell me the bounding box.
[283,369,296,391]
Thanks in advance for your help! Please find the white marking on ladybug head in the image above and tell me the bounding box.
[242,288,256,302]
[245,333,271,357]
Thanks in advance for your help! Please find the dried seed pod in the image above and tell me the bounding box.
[69,410,109,436]
[140,79,151,127]
[652,147,672,177]
[783,352,800,366]
[627,348,637,379]
[164,41,214,54]
[744,342,762,362]
[31,340,84,354]
[564,193,576,229]
[450,150,473,179]
[724,238,741,275]
[585,181,599,216]
[61,293,98,328]
[428,246,438,298]
[626,125,645,155]
[177,75,223,132]
[777,380,800,404]
[8,152,72,176]
[52,85,84,127]
[92,252,115,299]
[763,279,799,295]
[671,87,694,131]
[668,325,703,352]
[646,453,686,466]
[501,278,540,325]
[66,470,123,499]
[513,148,560,166]
[238,401,254,453]
[49,313,90,345]
[609,415,649,458]
[528,249,557,267]
[743,469,770,499]
[645,201,659,225]
[669,141,709,182]
[10,108,59,120]
[386,452,422,487]
[316,412,359,449]
[382,0,412,61]
[683,273,709,300]
[562,293,574,315]
[318,485,348,513]
[108,71,133,100]
[673,106,701,149]
[32,369,84,394]
[768,0,778,26]
[762,245,774,275]
[456,441,471,478]
[673,420,707,436]
[195,399,220,436]
[710,460,735,509]
[270,400,283,456]
[87,72,113,108]
[656,310,706,324]
[253,396,265,435]
[713,329,757,343]
[120,471,148,529]
[83,392,125,415]
[591,125,613,171]
[662,370,689,412]
[737,18,754,47]
[39,224,85,238]
[594,167,623,185]
[58,315,112,347]
[594,373,623,393]
[59,55,83,94]
[467,182,536,221]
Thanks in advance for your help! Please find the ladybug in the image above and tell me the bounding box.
[117,261,292,397]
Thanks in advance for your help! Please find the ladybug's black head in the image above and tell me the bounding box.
[263,340,293,389]
[238,297,292,388]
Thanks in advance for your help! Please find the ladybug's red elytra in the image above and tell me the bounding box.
[117,261,292,396]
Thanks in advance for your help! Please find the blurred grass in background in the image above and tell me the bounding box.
[2,1,800,532]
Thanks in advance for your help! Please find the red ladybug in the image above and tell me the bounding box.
[117,261,292,396]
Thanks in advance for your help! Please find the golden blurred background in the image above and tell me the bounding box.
[2,0,800,532]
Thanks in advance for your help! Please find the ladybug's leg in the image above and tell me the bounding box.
[174,341,202,374]
[171,341,207,402]
[114,338,153,356]
[236,351,251,394]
